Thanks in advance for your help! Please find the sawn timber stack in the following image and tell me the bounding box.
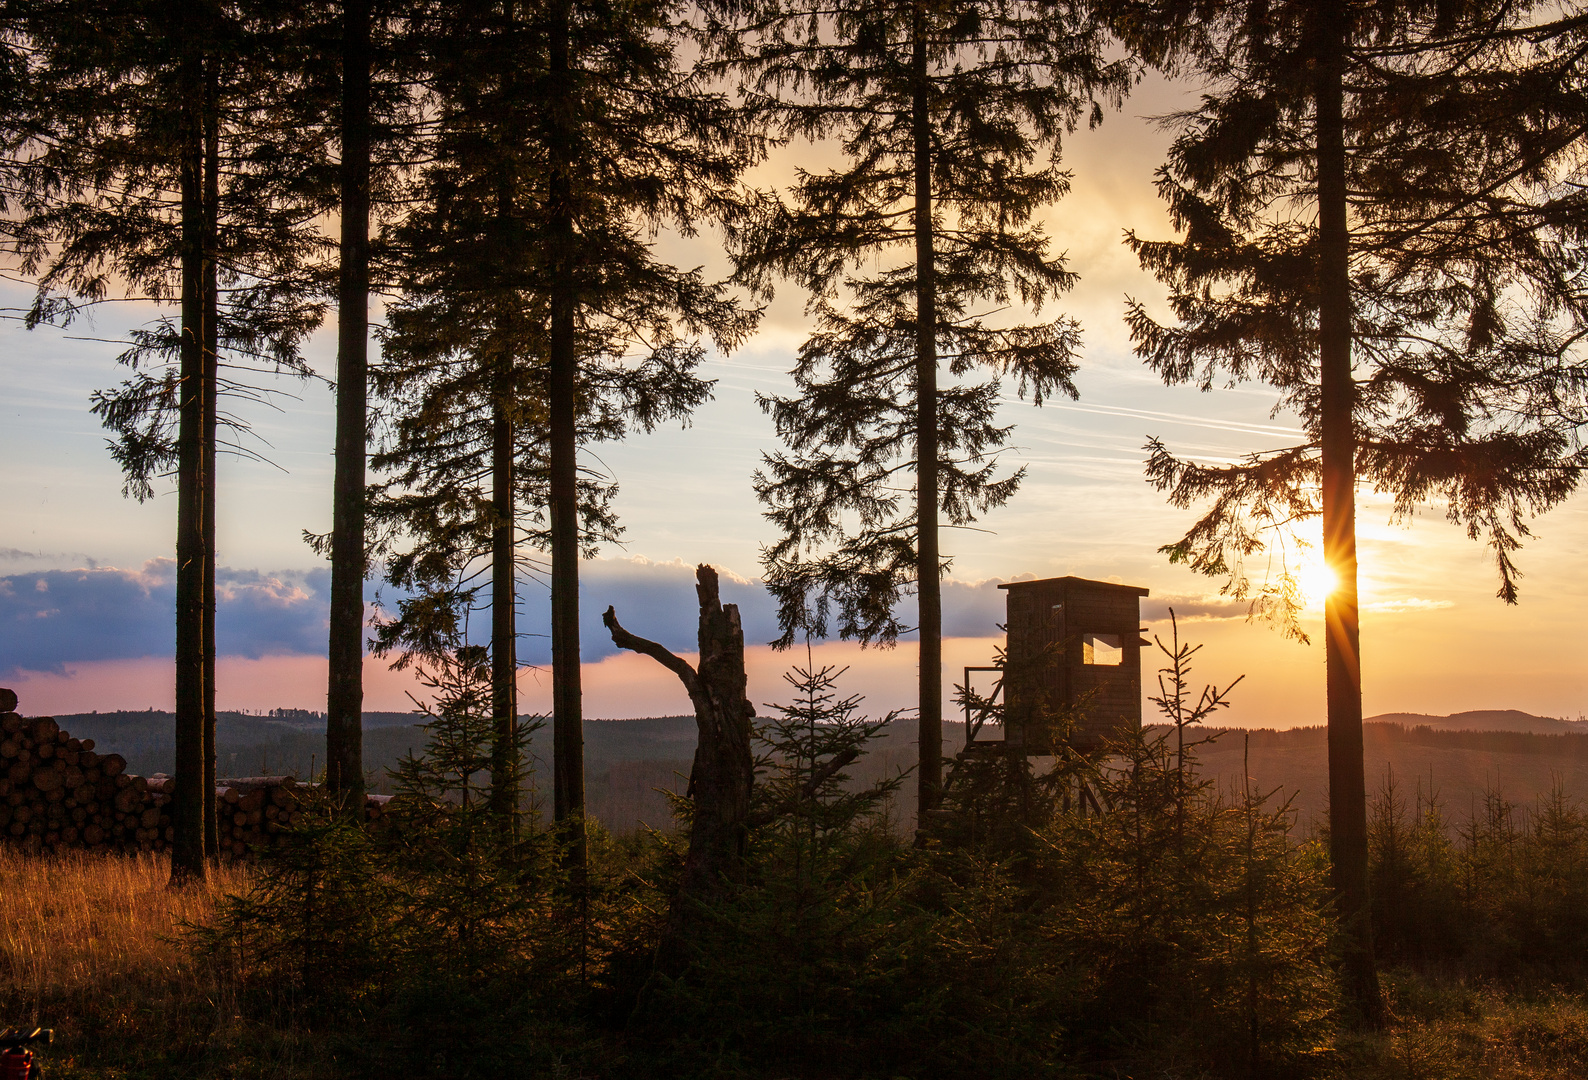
[0,698,386,858]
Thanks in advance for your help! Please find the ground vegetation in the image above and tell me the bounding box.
[8,657,1588,1078]
[1110,0,1588,1018]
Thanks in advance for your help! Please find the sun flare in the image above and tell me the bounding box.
[1297,555,1340,609]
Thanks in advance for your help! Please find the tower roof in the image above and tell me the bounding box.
[997,575,1149,598]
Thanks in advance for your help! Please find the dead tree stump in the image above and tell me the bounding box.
[603,565,755,933]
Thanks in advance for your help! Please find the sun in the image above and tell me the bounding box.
[1295,553,1340,609]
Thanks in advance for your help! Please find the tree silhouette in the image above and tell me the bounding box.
[1114,0,1587,1021]
[367,0,758,848]
[528,0,761,864]
[7,0,326,879]
[730,0,1127,823]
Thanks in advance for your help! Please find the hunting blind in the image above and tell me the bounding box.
[966,576,1150,754]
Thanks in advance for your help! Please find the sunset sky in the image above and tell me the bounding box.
[3,73,1584,731]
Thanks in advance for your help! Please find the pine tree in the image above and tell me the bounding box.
[369,0,760,857]
[382,644,570,987]
[325,0,376,812]
[729,0,1128,824]
[266,0,436,814]
[8,0,327,878]
[1112,0,1587,1020]
[367,0,723,836]
[752,652,904,851]
[533,0,760,863]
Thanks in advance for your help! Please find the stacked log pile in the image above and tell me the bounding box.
[0,691,388,859]
[0,710,145,854]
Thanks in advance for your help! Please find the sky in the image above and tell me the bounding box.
[2,75,1584,731]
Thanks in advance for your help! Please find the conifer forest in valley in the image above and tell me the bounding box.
[1,0,1587,1077]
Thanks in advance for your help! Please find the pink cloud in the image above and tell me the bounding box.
[4,654,431,715]
[3,637,1012,721]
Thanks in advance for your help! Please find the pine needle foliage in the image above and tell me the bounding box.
[1369,774,1588,983]
[728,0,1130,814]
[380,645,576,995]
[1035,707,1337,1075]
[199,801,395,1008]
[203,644,577,1022]
[7,0,332,875]
[731,0,1129,644]
[1117,0,1588,628]
[751,654,906,847]
[641,660,926,1075]
[12,0,327,492]
[1113,0,1588,1020]
[365,0,763,839]
[388,644,528,815]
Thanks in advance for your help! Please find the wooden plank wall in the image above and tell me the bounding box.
[1003,579,1143,752]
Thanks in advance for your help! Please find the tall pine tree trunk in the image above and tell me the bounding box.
[172,34,208,884]
[911,4,941,826]
[327,0,372,810]
[488,362,519,827]
[202,56,220,859]
[1314,1,1381,1024]
[485,3,521,833]
[548,0,586,863]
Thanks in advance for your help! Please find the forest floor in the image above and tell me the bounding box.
[2,849,1588,1079]
[0,849,332,1078]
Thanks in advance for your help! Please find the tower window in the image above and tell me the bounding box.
[1083,632,1122,666]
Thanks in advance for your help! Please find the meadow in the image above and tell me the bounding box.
[5,749,1588,1079]
[0,850,334,1078]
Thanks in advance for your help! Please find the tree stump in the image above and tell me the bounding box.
[603,564,755,952]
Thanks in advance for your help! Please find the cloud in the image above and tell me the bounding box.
[1142,594,1251,622]
[530,556,784,665]
[0,548,99,568]
[3,554,1043,677]
[541,559,1015,666]
[0,560,332,675]
[1364,597,1455,614]
[941,577,1014,638]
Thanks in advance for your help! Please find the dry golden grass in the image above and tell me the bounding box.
[0,847,253,1018]
[0,850,330,1079]
[5,850,1588,1079]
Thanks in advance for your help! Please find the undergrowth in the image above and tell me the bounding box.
[8,643,1588,1077]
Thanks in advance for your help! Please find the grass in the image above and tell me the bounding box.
[0,849,345,1079]
[1321,971,1588,1080]
[5,850,1588,1078]
[0,847,250,1016]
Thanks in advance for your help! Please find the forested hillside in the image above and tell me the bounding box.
[1194,720,1588,831]
[52,708,1587,838]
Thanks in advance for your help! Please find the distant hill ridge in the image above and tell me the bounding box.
[1189,711,1588,830]
[39,709,714,829]
[1363,709,1586,734]
[35,707,1584,835]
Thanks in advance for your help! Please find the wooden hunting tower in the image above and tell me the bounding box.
[994,576,1150,753]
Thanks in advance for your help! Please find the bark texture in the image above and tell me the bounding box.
[603,565,755,928]
[172,33,208,883]
[1314,0,1382,1024]
[488,368,518,825]
[910,3,941,825]
[201,58,220,860]
[547,0,586,862]
[326,0,372,809]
